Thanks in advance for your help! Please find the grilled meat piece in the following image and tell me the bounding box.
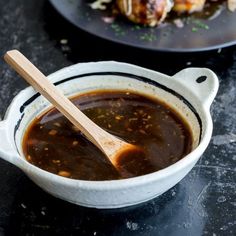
[116,0,173,26]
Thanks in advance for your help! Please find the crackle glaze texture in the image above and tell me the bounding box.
[0,0,235,235]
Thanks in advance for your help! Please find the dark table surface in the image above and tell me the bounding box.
[0,0,235,235]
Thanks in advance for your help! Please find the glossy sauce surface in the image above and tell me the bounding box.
[23,90,193,180]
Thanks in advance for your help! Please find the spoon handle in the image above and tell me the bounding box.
[4,50,117,153]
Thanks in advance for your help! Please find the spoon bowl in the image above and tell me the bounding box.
[0,60,218,208]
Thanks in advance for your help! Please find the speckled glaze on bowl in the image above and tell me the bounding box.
[0,62,218,208]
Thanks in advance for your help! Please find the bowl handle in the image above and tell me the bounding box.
[172,68,219,108]
[0,120,18,165]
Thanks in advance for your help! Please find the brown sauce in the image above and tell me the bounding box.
[23,90,193,180]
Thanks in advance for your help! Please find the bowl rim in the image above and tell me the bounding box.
[3,61,214,189]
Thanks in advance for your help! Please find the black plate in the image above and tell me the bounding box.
[49,0,236,52]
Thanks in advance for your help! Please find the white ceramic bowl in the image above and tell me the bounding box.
[0,62,218,209]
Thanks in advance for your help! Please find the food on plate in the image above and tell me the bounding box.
[228,0,236,11]
[116,0,173,26]
[172,0,206,13]
[90,0,236,27]
[23,90,193,180]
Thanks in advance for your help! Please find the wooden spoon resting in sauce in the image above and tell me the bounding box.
[4,50,144,175]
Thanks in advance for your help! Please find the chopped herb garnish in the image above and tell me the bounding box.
[110,23,126,36]
[192,19,209,30]
[140,33,157,42]
[135,25,141,30]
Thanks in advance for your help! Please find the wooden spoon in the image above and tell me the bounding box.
[4,50,141,170]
